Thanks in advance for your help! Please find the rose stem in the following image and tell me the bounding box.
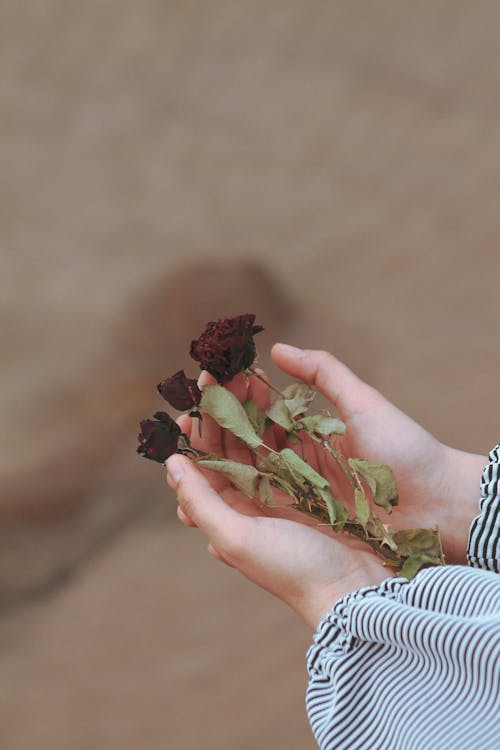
[247,367,286,398]
[311,437,356,490]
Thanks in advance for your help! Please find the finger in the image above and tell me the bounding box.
[166,455,251,553]
[271,344,380,420]
[248,368,271,410]
[177,414,193,439]
[222,427,254,465]
[293,431,317,468]
[177,505,197,527]
[167,455,228,496]
[188,371,224,455]
[197,370,217,389]
[224,372,248,403]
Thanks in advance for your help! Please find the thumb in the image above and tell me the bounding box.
[271,343,381,420]
[166,455,249,555]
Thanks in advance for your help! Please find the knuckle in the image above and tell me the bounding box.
[309,349,333,377]
[315,349,333,365]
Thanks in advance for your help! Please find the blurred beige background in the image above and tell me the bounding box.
[1,1,499,748]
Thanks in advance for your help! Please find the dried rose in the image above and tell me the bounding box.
[157,370,202,411]
[137,411,182,463]
[190,313,264,384]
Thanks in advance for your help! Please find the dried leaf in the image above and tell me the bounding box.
[393,528,442,559]
[297,415,346,436]
[264,452,293,480]
[258,475,274,505]
[280,448,329,488]
[367,518,399,551]
[200,385,263,450]
[282,382,316,418]
[243,399,268,437]
[354,487,371,526]
[267,398,295,431]
[319,488,349,529]
[197,459,259,498]
[348,458,398,513]
[399,553,443,580]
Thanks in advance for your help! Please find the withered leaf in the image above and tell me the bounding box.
[354,487,371,526]
[197,458,259,498]
[282,382,316,418]
[399,553,443,580]
[319,487,349,529]
[280,448,329,488]
[297,415,346,436]
[393,528,442,559]
[258,475,274,505]
[200,385,263,450]
[243,399,268,437]
[267,398,295,431]
[348,458,398,513]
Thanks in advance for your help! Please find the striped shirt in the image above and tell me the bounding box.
[306,445,500,750]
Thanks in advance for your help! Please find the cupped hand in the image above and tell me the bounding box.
[270,344,486,564]
[173,345,484,577]
[166,452,388,629]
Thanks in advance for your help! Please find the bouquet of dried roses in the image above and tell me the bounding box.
[138,314,444,579]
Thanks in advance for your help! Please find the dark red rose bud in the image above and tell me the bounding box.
[157,370,202,411]
[190,313,264,384]
[137,411,182,463]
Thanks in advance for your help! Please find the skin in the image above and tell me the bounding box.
[166,344,486,630]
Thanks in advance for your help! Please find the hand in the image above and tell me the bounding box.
[166,453,388,629]
[270,344,486,564]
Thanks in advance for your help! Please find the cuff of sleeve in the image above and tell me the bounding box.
[467,444,500,573]
[306,575,409,677]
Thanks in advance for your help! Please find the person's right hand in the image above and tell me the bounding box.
[167,452,388,630]
[270,344,486,564]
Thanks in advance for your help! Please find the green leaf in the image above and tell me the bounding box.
[282,382,316,418]
[393,528,443,559]
[297,415,346,436]
[399,553,443,580]
[354,487,371,526]
[197,459,259,498]
[200,385,263,450]
[280,448,329,488]
[348,458,398,513]
[319,488,349,529]
[258,475,274,505]
[243,399,268,437]
[267,398,295,431]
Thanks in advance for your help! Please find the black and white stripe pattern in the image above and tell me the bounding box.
[306,447,500,750]
[468,444,500,573]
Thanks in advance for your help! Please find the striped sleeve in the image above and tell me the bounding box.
[467,444,500,572]
[306,565,500,750]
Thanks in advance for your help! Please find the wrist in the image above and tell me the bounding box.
[303,556,389,630]
[436,445,487,564]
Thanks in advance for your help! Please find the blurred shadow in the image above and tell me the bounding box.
[0,257,297,608]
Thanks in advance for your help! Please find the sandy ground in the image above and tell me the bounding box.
[1,2,499,748]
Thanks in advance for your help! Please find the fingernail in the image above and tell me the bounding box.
[166,455,186,485]
[275,343,303,355]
